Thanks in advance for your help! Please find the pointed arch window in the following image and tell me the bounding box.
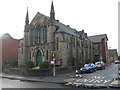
[43,25,47,44]
[46,50,48,60]
[30,29,33,45]
[67,38,69,49]
[56,37,59,50]
[33,30,35,45]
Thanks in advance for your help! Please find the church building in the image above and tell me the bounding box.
[18,2,93,68]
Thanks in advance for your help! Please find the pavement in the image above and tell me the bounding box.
[109,78,120,88]
[0,72,74,84]
[0,72,120,88]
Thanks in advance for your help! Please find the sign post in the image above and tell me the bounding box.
[53,58,55,77]
[51,51,56,77]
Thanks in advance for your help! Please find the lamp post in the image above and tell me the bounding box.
[53,58,55,77]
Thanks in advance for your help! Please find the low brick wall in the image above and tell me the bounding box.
[4,68,52,76]
[4,67,74,76]
[25,69,52,76]
[55,67,71,74]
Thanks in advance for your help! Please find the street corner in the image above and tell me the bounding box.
[109,79,120,88]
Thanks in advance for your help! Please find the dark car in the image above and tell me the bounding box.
[80,63,96,73]
[95,61,105,70]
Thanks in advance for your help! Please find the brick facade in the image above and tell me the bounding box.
[88,34,109,63]
[0,33,20,67]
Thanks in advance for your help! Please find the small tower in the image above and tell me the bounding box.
[47,1,56,54]
[23,7,30,63]
[50,1,55,20]
[24,7,29,32]
[26,7,29,24]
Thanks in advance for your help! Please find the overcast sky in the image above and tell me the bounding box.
[0,0,119,54]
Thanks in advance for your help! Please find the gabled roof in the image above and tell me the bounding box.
[30,12,49,28]
[0,33,21,40]
[88,34,108,43]
[29,12,80,37]
[53,20,79,37]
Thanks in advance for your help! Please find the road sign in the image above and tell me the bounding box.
[52,53,55,57]
[51,61,54,64]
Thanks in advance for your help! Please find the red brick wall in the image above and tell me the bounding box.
[94,39,108,63]
[1,34,20,66]
[101,39,109,63]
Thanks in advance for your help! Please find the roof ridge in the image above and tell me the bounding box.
[88,34,106,37]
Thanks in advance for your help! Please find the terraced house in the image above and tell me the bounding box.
[88,34,109,63]
[18,2,94,68]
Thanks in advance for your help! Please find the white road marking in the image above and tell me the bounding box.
[103,80,111,84]
[93,80,103,83]
[74,76,111,84]
[80,79,91,82]
[76,79,82,82]
[88,79,96,83]
[91,76,105,79]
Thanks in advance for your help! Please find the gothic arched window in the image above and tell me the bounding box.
[56,37,59,50]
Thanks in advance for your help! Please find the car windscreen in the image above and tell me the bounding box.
[84,64,91,67]
[95,62,102,65]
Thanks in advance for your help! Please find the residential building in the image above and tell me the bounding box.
[0,33,20,68]
[88,34,109,63]
[109,49,118,63]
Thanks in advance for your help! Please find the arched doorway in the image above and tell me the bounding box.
[36,51,42,66]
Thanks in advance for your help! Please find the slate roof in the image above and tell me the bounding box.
[88,34,108,43]
[53,20,79,37]
[29,12,80,37]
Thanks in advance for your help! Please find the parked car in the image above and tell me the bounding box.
[115,60,120,64]
[95,61,105,70]
[80,63,96,73]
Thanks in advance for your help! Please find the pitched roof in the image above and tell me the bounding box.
[0,33,21,40]
[30,12,80,37]
[30,12,49,28]
[53,20,79,37]
[88,34,108,43]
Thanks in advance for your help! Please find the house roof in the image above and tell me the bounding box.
[0,33,21,40]
[88,34,108,43]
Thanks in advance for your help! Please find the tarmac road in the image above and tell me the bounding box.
[68,63,119,87]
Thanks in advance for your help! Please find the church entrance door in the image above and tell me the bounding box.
[36,51,42,66]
